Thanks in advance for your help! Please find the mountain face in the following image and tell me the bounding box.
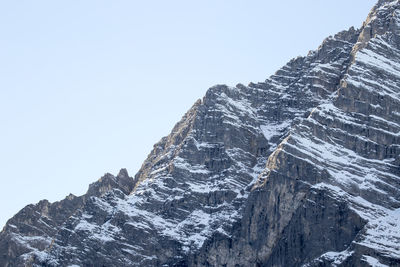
[1,0,400,266]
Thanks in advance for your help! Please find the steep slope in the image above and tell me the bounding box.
[0,170,135,266]
[1,0,399,266]
[192,1,400,266]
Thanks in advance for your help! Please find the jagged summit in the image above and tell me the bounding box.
[1,1,400,266]
[87,169,134,196]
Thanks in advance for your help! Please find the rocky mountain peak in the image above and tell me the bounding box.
[1,1,400,266]
[117,168,129,178]
[353,0,400,53]
[87,169,134,196]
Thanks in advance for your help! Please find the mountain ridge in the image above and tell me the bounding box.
[1,0,400,266]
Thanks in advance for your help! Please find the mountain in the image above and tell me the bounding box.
[1,0,400,266]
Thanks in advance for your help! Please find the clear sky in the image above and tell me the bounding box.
[0,0,376,228]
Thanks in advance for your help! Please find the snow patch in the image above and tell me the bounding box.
[361,255,389,267]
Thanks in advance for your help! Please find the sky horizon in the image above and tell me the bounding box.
[0,0,376,228]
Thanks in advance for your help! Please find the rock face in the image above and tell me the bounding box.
[1,0,400,266]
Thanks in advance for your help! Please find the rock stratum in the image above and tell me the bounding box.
[1,0,400,266]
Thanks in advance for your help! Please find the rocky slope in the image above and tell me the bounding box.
[1,0,400,266]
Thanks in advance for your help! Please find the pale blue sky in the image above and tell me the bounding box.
[0,0,376,228]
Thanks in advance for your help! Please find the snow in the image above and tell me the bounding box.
[260,121,290,140]
[377,0,399,11]
[74,220,96,232]
[108,139,264,252]
[357,208,400,259]
[173,156,210,174]
[286,130,394,193]
[356,48,400,78]
[361,255,389,267]
[278,28,400,260]
[149,165,168,176]
[81,213,93,219]
[13,10,400,264]
[311,184,400,259]
[190,137,221,150]
[92,196,114,213]
[317,249,354,266]
[74,217,121,243]
[286,102,400,258]
[219,92,257,118]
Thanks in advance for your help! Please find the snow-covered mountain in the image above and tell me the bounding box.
[1,0,400,266]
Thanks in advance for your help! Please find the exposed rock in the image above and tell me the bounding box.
[1,0,400,266]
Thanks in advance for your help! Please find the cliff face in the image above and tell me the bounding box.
[1,1,400,266]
